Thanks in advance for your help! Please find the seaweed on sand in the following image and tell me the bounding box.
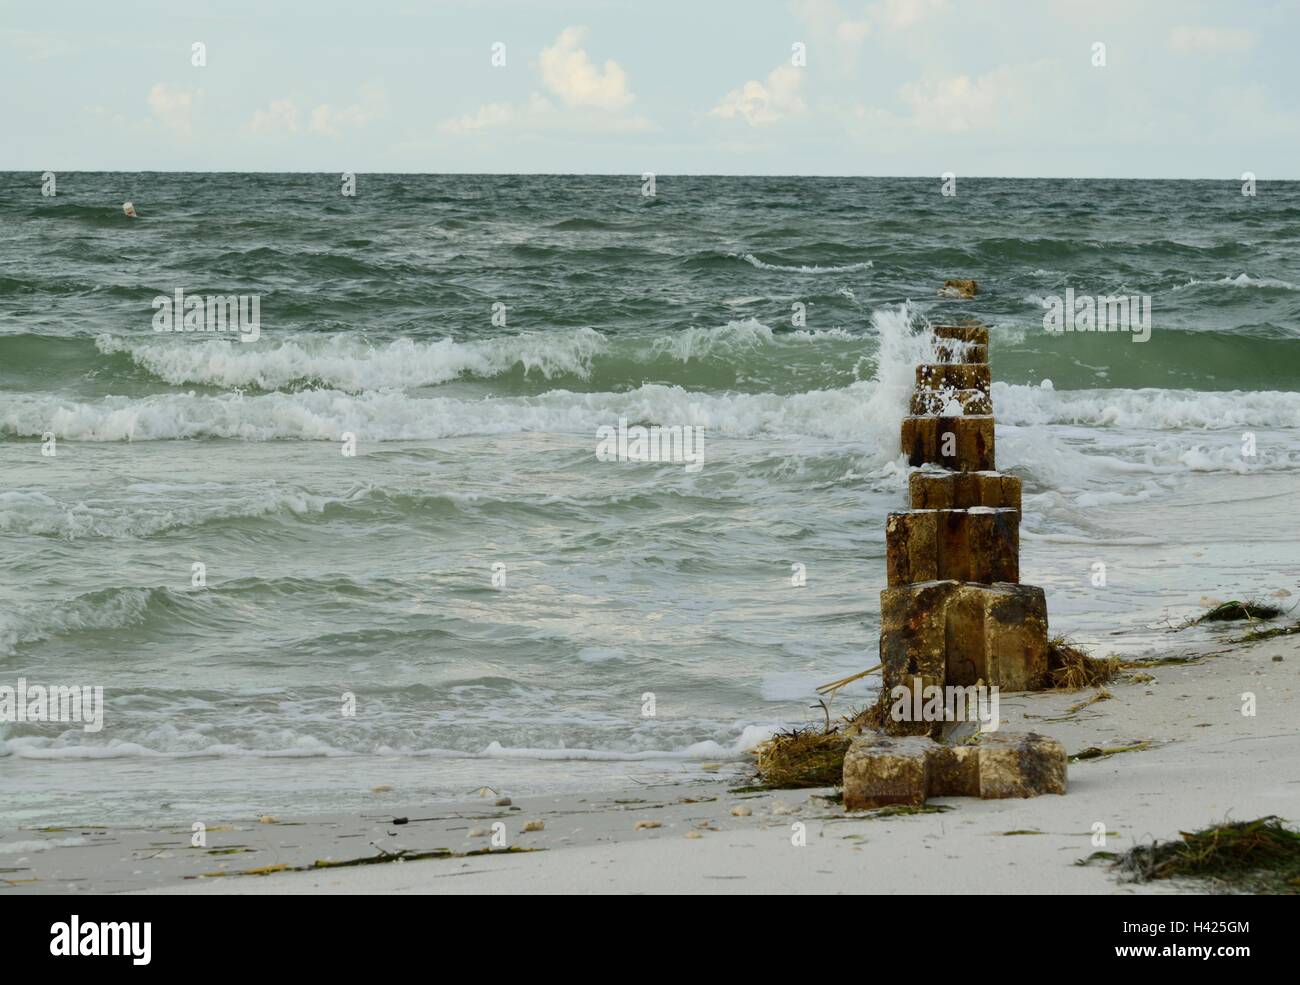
[1081,816,1300,894]
[752,727,852,790]
[1196,600,1282,623]
[1033,637,1121,690]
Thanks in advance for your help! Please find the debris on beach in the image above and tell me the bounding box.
[521,819,545,832]
[730,805,752,817]
[1035,637,1121,690]
[1237,621,1300,642]
[1196,599,1283,623]
[752,728,851,789]
[1082,816,1300,894]
[634,820,662,831]
[1069,740,1152,762]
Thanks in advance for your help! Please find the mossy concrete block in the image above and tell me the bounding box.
[945,583,1049,690]
[900,415,995,471]
[936,341,988,364]
[879,580,957,734]
[842,732,1066,810]
[928,744,981,797]
[909,470,1021,514]
[909,387,993,416]
[933,324,989,346]
[916,363,991,394]
[842,734,933,810]
[885,508,1019,586]
[880,580,1048,694]
[975,732,1067,798]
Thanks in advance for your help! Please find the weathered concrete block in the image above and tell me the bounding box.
[909,470,1021,514]
[909,387,992,416]
[936,342,989,364]
[879,580,956,734]
[945,583,1048,691]
[916,363,991,394]
[900,416,995,471]
[933,324,989,346]
[842,734,933,810]
[885,508,1019,586]
[880,580,1048,694]
[975,732,1067,798]
[928,743,981,797]
[842,732,1066,810]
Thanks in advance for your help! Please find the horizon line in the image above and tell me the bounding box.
[5,170,1297,181]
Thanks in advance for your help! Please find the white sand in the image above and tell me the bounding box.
[4,631,1295,895]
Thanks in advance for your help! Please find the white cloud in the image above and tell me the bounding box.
[0,29,77,61]
[309,83,389,137]
[440,94,554,134]
[248,84,388,137]
[147,84,196,133]
[538,26,634,110]
[836,20,871,43]
[440,29,653,136]
[710,65,806,127]
[871,0,948,31]
[899,64,1034,132]
[249,98,300,135]
[1169,26,1255,54]
[795,0,946,49]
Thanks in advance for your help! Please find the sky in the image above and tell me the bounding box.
[2,0,1296,177]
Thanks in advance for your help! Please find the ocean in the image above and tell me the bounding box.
[2,173,1298,826]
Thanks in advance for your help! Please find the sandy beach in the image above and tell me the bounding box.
[4,4,1299,918]
[0,628,1291,895]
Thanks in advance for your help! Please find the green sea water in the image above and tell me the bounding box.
[1,173,1298,824]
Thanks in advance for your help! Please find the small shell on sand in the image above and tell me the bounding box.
[468,827,489,838]
[522,819,545,832]
[634,820,662,831]
[770,801,797,815]
[730,805,752,817]
[685,830,703,839]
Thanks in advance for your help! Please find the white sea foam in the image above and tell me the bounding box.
[96,321,864,392]
[649,318,857,362]
[0,726,780,763]
[1174,273,1299,291]
[96,328,610,392]
[993,382,1300,430]
[737,253,874,274]
[0,485,338,539]
[0,379,892,445]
